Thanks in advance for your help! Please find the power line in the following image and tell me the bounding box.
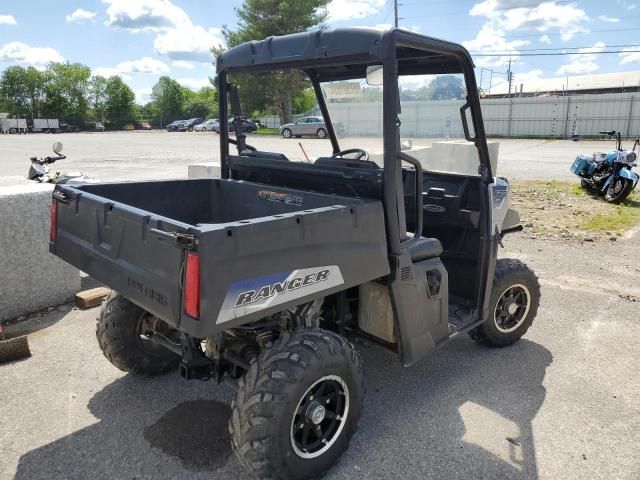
[481,43,640,52]
[472,49,640,56]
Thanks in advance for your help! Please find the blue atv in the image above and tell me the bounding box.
[571,130,639,203]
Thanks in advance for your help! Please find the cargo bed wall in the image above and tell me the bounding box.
[52,179,390,337]
[78,179,365,226]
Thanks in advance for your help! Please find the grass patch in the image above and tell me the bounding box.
[255,128,279,135]
[581,190,640,234]
[511,181,640,240]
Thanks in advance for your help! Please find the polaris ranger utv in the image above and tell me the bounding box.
[50,28,540,479]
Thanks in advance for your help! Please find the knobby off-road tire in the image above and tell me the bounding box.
[469,258,540,348]
[605,177,634,204]
[96,291,180,375]
[230,329,364,480]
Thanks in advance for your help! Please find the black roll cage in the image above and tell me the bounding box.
[216,28,496,317]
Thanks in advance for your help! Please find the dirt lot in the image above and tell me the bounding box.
[1,132,640,479]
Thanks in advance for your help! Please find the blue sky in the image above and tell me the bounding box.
[1,0,639,103]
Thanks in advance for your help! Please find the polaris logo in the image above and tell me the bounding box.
[234,269,330,307]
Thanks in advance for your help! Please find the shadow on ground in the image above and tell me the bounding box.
[14,336,552,480]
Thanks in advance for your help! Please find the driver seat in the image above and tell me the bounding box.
[406,237,443,262]
[314,157,380,170]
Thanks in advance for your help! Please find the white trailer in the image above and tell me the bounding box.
[32,118,60,133]
[0,118,28,134]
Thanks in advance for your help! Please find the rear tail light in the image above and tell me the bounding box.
[184,252,200,318]
[50,199,58,242]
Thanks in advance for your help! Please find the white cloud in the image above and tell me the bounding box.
[0,14,17,25]
[117,56,169,74]
[327,0,386,21]
[539,34,551,44]
[619,47,640,65]
[154,25,222,62]
[102,0,189,32]
[65,9,96,23]
[92,66,132,80]
[172,60,195,69]
[399,75,434,91]
[102,0,223,62]
[463,23,530,68]
[177,77,212,90]
[470,1,589,41]
[135,88,152,103]
[93,57,168,80]
[617,0,637,10]
[556,42,605,75]
[0,42,64,66]
[514,69,543,82]
[597,15,620,22]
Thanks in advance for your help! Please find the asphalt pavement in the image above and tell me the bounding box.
[1,130,617,182]
[1,234,639,480]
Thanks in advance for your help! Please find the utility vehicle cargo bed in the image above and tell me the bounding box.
[50,179,389,337]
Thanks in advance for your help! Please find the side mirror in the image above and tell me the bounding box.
[53,142,63,154]
[366,65,383,86]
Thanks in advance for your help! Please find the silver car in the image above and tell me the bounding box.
[279,116,329,139]
[194,119,219,132]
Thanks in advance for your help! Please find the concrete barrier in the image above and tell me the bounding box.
[367,141,499,176]
[0,182,80,321]
[188,163,221,179]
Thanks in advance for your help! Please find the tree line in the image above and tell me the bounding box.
[0,63,219,129]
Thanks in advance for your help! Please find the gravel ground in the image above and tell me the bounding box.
[0,130,618,182]
[1,232,639,480]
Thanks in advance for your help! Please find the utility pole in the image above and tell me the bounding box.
[394,0,399,28]
[507,58,513,98]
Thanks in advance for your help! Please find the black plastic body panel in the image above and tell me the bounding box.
[50,179,389,338]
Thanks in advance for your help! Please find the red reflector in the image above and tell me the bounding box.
[50,199,58,242]
[184,252,200,318]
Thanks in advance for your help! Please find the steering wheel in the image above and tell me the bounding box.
[331,148,369,161]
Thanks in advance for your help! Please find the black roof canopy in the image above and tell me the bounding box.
[217,27,474,81]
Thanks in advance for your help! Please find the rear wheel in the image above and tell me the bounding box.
[469,259,540,348]
[316,128,327,139]
[282,128,292,138]
[96,291,180,375]
[604,177,633,204]
[230,329,363,480]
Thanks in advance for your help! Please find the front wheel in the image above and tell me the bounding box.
[230,329,364,480]
[605,177,633,204]
[282,128,292,138]
[96,291,180,375]
[469,259,540,348]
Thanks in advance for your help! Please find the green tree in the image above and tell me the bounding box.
[0,65,47,120]
[42,62,91,124]
[220,0,330,123]
[182,85,219,119]
[427,75,465,100]
[151,76,184,126]
[104,76,137,128]
[88,75,109,123]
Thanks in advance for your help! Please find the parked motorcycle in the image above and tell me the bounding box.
[28,142,92,184]
[570,130,639,203]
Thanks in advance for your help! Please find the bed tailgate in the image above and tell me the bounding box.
[49,185,192,326]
